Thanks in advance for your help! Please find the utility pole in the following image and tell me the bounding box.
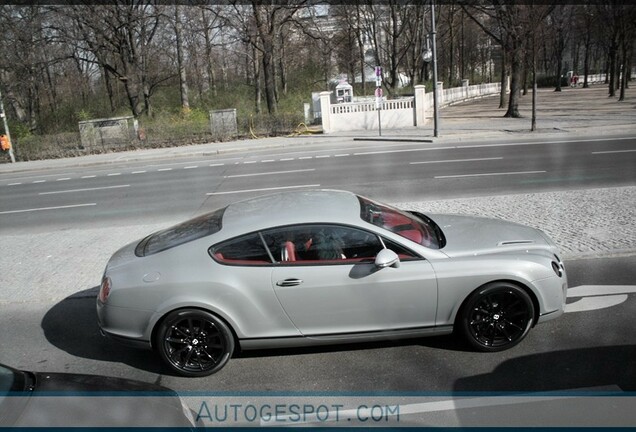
[0,87,16,163]
[430,1,440,137]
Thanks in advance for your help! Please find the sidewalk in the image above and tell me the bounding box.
[1,85,634,174]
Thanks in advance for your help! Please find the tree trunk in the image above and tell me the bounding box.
[583,34,591,88]
[253,46,261,115]
[261,47,277,114]
[202,9,217,97]
[175,5,190,111]
[608,43,616,97]
[504,43,523,118]
[499,47,507,109]
[619,41,629,101]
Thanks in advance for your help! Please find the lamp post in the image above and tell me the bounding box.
[423,1,440,137]
[0,87,15,163]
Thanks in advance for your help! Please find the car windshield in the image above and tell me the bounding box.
[135,207,226,257]
[358,195,445,249]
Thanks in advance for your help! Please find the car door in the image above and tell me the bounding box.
[265,224,438,336]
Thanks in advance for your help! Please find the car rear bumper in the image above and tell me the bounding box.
[97,299,153,349]
[98,327,152,350]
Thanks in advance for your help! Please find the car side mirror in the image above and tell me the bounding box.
[375,249,400,269]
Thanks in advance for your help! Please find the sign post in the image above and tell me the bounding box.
[375,66,382,136]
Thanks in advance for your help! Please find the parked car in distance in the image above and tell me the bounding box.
[97,189,567,377]
[0,362,196,427]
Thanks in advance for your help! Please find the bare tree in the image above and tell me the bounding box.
[223,1,306,114]
[464,3,536,118]
[546,5,574,92]
[60,3,169,118]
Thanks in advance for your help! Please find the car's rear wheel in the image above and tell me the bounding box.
[459,283,535,352]
[156,309,234,377]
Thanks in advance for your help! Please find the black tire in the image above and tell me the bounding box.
[156,309,234,377]
[459,282,535,352]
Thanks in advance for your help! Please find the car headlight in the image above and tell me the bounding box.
[551,255,564,277]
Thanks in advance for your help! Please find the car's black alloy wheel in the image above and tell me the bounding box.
[460,283,535,352]
[157,309,234,377]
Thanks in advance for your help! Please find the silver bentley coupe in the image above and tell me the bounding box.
[97,189,567,377]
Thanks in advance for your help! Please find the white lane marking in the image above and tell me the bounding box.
[280,158,295,161]
[411,157,503,165]
[184,166,198,169]
[8,182,22,186]
[157,168,173,172]
[565,285,636,313]
[335,154,350,157]
[81,175,96,179]
[299,156,313,160]
[0,203,97,215]
[591,149,636,155]
[462,136,636,149]
[38,184,130,195]
[261,159,275,163]
[206,184,320,196]
[315,155,330,159]
[435,170,546,179]
[262,394,579,426]
[567,285,636,297]
[224,169,315,179]
[244,160,257,164]
[107,173,121,176]
[354,146,455,156]
[132,170,147,174]
[56,178,71,181]
[209,163,225,167]
[565,295,628,313]
[33,180,46,184]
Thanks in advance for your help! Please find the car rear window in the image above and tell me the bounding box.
[135,207,226,257]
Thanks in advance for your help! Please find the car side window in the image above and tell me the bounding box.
[210,233,272,265]
[262,225,419,265]
[382,238,421,261]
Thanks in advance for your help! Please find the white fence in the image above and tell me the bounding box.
[319,80,504,134]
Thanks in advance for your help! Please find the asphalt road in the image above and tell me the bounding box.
[0,135,635,233]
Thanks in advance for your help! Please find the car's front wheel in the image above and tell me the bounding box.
[156,309,234,377]
[459,283,535,352]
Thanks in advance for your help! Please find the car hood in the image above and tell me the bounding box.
[429,214,553,258]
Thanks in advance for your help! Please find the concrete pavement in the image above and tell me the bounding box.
[0,85,635,304]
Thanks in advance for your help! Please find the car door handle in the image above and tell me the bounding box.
[276,278,303,287]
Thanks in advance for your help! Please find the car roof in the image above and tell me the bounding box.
[221,189,362,235]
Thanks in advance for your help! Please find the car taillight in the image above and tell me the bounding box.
[99,277,111,303]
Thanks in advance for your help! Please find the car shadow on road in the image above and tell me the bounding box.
[454,345,636,392]
[41,287,164,375]
[234,333,471,361]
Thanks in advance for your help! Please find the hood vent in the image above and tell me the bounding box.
[498,240,535,246]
